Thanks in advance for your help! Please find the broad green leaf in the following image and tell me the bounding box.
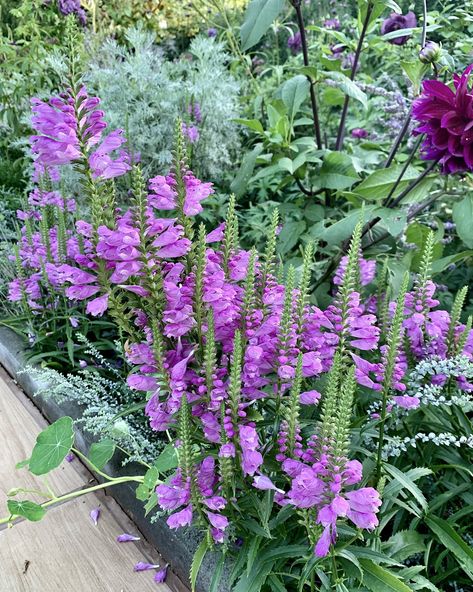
[7,499,46,522]
[234,118,264,134]
[354,165,419,201]
[230,143,263,197]
[453,195,473,248]
[320,206,377,246]
[29,416,74,476]
[88,438,116,470]
[425,515,473,579]
[323,71,368,109]
[154,443,178,473]
[277,220,306,255]
[190,539,208,592]
[240,0,285,51]
[281,75,310,121]
[375,208,406,237]
[384,463,429,512]
[319,152,359,190]
[431,251,473,275]
[358,559,412,592]
[401,60,428,94]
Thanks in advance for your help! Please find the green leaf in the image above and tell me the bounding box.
[29,417,74,476]
[277,220,306,255]
[375,208,407,237]
[453,195,473,248]
[425,515,473,579]
[234,118,264,134]
[320,206,377,246]
[190,539,208,592]
[209,553,225,592]
[281,75,310,121]
[431,251,473,275]
[319,152,359,190]
[354,165,419,201]
[240,0,285,51]
[323,71,368,109]
[230,143,264,197]
[384,530,426,563]
[7,499,46,522]
[384,463,429,512]
[88,439,116,470]
[401,60,428,94]
[154,443,178,473]
[358,559,412,592]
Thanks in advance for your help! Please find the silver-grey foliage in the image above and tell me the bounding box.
[87,28,241,181]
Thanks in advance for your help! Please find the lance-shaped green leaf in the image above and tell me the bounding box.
[29,416,74,476]
[240,0,285,51]
[281,75,310,121]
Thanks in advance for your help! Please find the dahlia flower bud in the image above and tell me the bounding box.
[419,41,441,64]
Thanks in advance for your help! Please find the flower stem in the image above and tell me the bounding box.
[291,1,323,150]
[335,1,373,151]
[0,476,144,527]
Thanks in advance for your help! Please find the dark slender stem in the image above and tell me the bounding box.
[292,2,323,150]
[421,0,428,47]
[384,106,413,168]
[364,191,442,250]
[388,158,439,209]
[294,176,324,197]
[383,134,424,207]
[334,1,373,151]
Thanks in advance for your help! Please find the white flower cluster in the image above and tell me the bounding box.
[384,432,473,458]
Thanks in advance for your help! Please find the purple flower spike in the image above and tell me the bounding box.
[117,533,141,542]
[381,11,417,45]
[154,565,169,583]
[253,475,284,493]
[90,507,100,526]
[133,561,160,572]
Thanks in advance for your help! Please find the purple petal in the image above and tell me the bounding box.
[133,561,160,572]
[154,565,169,583]
[90,507,100,526]
[65,453,75,463]
[116,533,141,542]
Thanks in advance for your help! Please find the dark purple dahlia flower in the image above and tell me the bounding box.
[381,11,417,45]
[412,65,473,174]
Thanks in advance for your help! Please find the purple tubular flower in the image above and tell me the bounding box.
[253,475,284,493]
[351,128,368,139]
[287,31,302,54]
[299,390,321,405]
[134,562,160,572]
[116,533,141,542]
[381,11,417,45]
[324,18,340,30]
[90,507,100,526]
[154,565,169,583]
[167,505,193,529]
[412,65,473,174]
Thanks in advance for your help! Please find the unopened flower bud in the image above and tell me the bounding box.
[419,41,441,64]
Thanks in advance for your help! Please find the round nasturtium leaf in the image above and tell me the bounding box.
[7,499,46,522]
[29,416,74,476]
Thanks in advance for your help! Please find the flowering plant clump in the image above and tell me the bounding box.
[6,66,473,588]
